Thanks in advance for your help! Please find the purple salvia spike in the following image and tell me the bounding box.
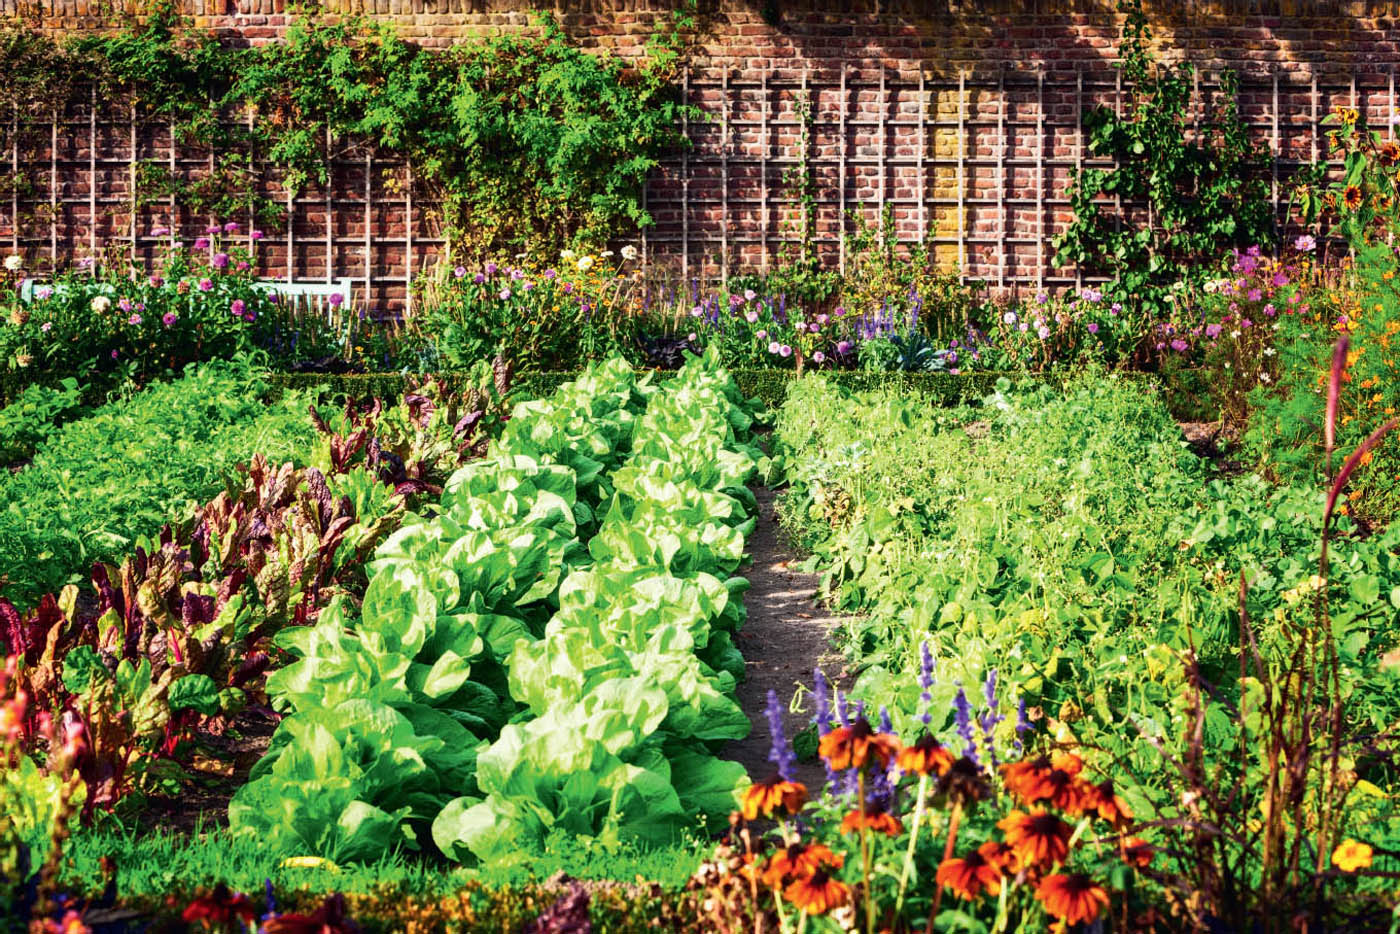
[953,686,978,765]
[765,689,798,781]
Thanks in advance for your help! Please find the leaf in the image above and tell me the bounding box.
[169,674,221,715]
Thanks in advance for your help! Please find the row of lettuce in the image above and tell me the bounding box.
[769,373,1400,917]
[227,351,761,863]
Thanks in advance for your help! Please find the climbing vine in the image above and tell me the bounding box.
[0,4,697,260]
[1051,0,1273,314]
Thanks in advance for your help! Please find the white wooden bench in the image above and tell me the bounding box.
[251,279,356,327]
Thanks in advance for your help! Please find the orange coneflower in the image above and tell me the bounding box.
[1345,185,1365,210]
[761,842,843,887]
[784,867,851,915]
[1122,836,1155,868]
[998,808,1074,868]
[939,756,992,804]
[841,803,905,837]
[819,717,901,771]
[740,773,809,820]
[936,846,1003,901]
[1003,753,1088,813]
[896,733,955,776]
[1001,756,1052,800]
[1035,873,1110,925]
[978,840,1023,875]
[1084,778,1133,829]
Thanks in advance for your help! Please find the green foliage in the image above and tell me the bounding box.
[1051,0,1273,316]
[0,357,319,608]
[0,377,86,465]
[0,9,694,261]
[232,352,759,865]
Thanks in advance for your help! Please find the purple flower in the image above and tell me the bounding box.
[978,670,1004,769]
[193,237,209,250]
[1247,288,1263,302]
[953,686,978,763]
[543,269,556,280]
[756,330,768,340]
[779,344,792,358]
[244,309,257,323]
[1242,318,1253,328]
[211,252,230,269]
[1087,322,1099,334]
[765,689,797,781]
[150,226,170,237]
[452,265,467,279]
[1295,234,1316,252]
[918,642,936,727]
[485,261,498,275]
[35,286,53,300]
[223,222,240,234]
[1272,271,1290,288]
[230,299,246,316]
[499,288,512,300]
[1205,323,1222,338]
[250,229,264,241]
[328,292,344,307]
[127,313,142,325]
[1080,287,1102,303]
[510,268,525,281]
[162,312,177,327]
[1263,303,1276,316]
[837,340,853,355]
[1110,302,1121,315]
[1036,325,1050,340]
[119,298,132,313]
[813,668,833,735]
[1014,697,1032,754]
[834,306,846,318]
[204,225,221,235]
[812,351,826,363]
[473,273,485,284]
[1036,292,1049,305]
[1170,338,1189,352]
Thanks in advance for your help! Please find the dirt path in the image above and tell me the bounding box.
[724,486,850,794]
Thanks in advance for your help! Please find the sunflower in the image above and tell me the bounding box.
[1084,778,1133,829]
[784,867,851,915]
[1122,836,1155,868]
[1336,105,1360,125]
[761,842,843,887]
[1035,873,1110,925]
[818,718,901,771]
[998,808,1073,868]
[841,804,905,837]
[896,733,955,776]
[1344,185,1365,210]
[936,846,1003,901]
[740,774,809,820]
[1332,839,1374,873]
[1380,142,1400,167]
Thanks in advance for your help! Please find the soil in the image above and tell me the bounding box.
[146,709,276,832]
[723,486,851,795]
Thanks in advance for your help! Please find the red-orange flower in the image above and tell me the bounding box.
[978,840,1023,875]
[260,894,361,934]
[936,846,1003,900]
[181,885,258,928]
[818,718,901,771]
[1001,753,1087,812]
[1122,836,1155,868]
[761,842,844,887]
[841,804,904,837]
[896,733,955,776]
[784,868,851,915]
[1035,873,1110,925]
[740,774,809,820]
[1084,778,1133,829]
[1000,756,1052,802]
[998,808,1073,868]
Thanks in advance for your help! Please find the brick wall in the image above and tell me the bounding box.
[2,0,1397,311]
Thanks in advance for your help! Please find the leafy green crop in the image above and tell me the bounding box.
[0,377,86,465]
[231,350,762,864]
[0,357,318,608]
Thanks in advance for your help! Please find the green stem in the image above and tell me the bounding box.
[924,798,963,934]
[859,771,874,934]
[893,773,929,919]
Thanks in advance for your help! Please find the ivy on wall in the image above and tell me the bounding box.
[0,4,697,261]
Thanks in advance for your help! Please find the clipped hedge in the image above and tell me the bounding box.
[269,368,1179,412]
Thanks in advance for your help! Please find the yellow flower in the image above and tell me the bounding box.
[1332,839,1373,872]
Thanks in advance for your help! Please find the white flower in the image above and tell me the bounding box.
[560,249,577,261]
[576,256,594,273]
[1259,372,1272,383]
[2,255,21,272]
[1230,330,1241,338]
[620,245,638,262]
[90,295,111,314]
[1002,311,1017,325]
[600,250,614,258]
[1262,347,1276,357]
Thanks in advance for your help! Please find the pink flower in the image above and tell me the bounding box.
[40,321,51,332]
[149,275,163,288]
[1087,322,1099,334]
[127,313,142,325]
[162,312,178,327]
[193,237,209,250]
[150,226,170,237]
[812,351,826,363]
[198,278,213,292]
[744,310,759,323]
[768,340,780,354]
[328,292,344,307]
[250,229,264,241]
[454,266,467,278]
[1294,234,1316,252]
[211,252,230,269]
[779,344,793,358]
[1170,338,1188,352]
[498,288,512,300]
[223,222,240,234]
[235,261,249,272]
[230,299,246,316]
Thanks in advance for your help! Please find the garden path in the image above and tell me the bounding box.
[724,486,850,795]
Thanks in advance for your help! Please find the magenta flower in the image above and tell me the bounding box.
[162,312,178,327]
[149,275,163,288]
[1087,322,1099,334]
[1171,338,1188,352]
[1205,323,1222,338]
[193,237,210,250]
[110,349,119,359]
[118,298,132,313]
[454,266,467,278]
[250,229,264,241]
[473,273,485,284]
[150,226,170,237]
[198,278,213,292]
[223,222,240,234]
[127,313,142,325]
[230,299,246,316]
[484,261,498,275]
[837,340,852,354]
[211,253,230,269]
[812,351,826,363]
[779,344,793,358]
[328,292,344,307]
[1272,271,1289,287]
[1247,289,1262,302]
[204,225,221,235]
